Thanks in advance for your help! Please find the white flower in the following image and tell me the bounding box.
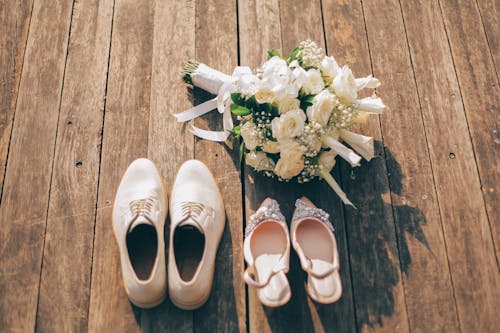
[278,97,301,114]
[274,141,306,179]
[322,135,362,167]
[306,90,334,126]
[289,64,307,92]
[240,121,260,150]
[355,75,380,90]
[255,87,277,104]
[356,97,385,114]
[302,69,325,95]
[237,73,259,97]
[271,109,307,140]
[339,129,375,161]
[262,140,280,153]
[246,151,275,171]
[331,65,357,104]
[321,56,339,79]
[319,150,337,173]
[262,57,290,79]
[296,40,323,68]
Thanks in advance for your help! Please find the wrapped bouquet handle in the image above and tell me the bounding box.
[177,41,385,207]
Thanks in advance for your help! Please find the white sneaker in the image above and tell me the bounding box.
[112,158,168,308]
[168,160,225,310]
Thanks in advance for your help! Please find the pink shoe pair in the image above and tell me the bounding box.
[244,198,342,307]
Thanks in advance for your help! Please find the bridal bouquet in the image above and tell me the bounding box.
[177,40,384,206]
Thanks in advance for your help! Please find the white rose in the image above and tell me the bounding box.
[302,69,325,95]
[240,121,260,150]
[332,65,357,103]
[306,90,334,126]
[271,109,306,140]
[274,141,306,179]
[262,140,280,153]
[319,150,337,173]
[321,56,339,79]
[255,88,277,104]
[246,151,275,171]
[237,74,259,97]
[262,56,290,79]
[278,97,301,114]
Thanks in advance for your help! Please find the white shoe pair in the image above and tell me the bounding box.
[112,159,225,310]
[244,198,342,307]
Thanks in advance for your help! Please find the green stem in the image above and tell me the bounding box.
[182,59,200,84]
[319,163,356,208]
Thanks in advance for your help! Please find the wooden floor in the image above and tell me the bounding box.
[0,0,498,332]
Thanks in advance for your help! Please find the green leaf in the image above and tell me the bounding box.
[267,50,282,59]
[229,125,241,139]
[230,104,251,116]
[231,92,244,105]
[299,93,316,111]
[287,46,301,64]
[271,105,279,117]
[239,140,246,163]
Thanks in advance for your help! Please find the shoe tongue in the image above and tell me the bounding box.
[128,215,153,233]
[178,219,204,234]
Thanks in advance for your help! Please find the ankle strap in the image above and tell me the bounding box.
[295,246,338,279]
[244,260,288,288]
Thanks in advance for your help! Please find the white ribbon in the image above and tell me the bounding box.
[174,66,251,142]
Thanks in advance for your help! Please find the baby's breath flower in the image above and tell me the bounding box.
[296,40,323,69]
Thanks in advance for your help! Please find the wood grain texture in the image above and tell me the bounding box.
[0,0,74,331]
[399,0,500,331]
[192,0,246,332]
[140,0,195,330]
[361,0,460,331]
[87,0,154,331]
[476,0,499,75]
[0,0,33,196]
[439,0,500,260]
[322,0,410,332]
[35,0,114,331]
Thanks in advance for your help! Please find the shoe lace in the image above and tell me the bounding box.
[129,197,155,219]
[180,202,205,224]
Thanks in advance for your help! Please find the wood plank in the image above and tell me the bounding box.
[476,0,499,75]
[440,0,500,260]
[0,0,74,330]
[139,0,195,330]
[192,0,246,332]
[35,0,114,331]
[322,1,411,331]
[87,0,154,331]
[360,0,460,331]
[0,0,33,198]
[399,0,500,331]
[243,1,356,332]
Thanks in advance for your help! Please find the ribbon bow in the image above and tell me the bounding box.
[174,66,252,142]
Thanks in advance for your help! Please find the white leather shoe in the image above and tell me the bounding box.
[168,160,225,310]
[112,158,168,308]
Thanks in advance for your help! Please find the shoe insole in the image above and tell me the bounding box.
[255,254,290,304]
[250,221,290,304]
[126,224,158,280]
[296,219,333,263]
[307,259,340,299]
[174,226,205,282]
